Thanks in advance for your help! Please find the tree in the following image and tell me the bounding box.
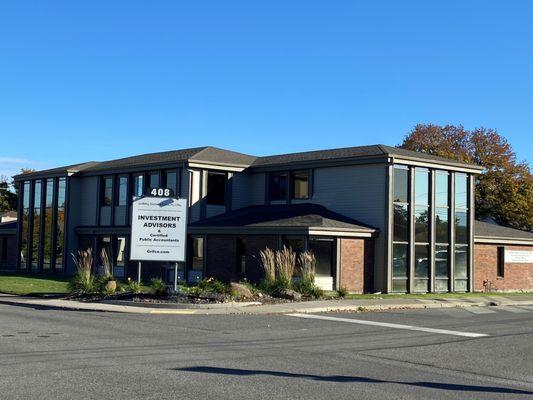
[400,124,533,232]
[0,175,18,212]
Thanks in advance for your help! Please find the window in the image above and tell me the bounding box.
[283,236,304,254]
[20,181,31,269]
[149,172,160,189]
[414,206,429,243]
[308,238,334,277]
[497,246,505,278]
[413,168,429,292]
[31,180,42,271]
[206,172,226,206]
[133,174,144,197]
[43,178,54,270]
[236,238,246,274]
[101,176,113,206]
[414,245,429,292]
[435,245,449,291]
[55,177,66,270]
[291,171,309,199]
[163,170,178,195]
[189,237,204,271]
[269,173,287,201]
[117,176,128,206]
[435,171,450,292]
[454,173,469,291]
[392,166,409,291]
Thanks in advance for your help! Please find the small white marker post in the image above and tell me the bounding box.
[137,261,142,284]
[174,262,179,292]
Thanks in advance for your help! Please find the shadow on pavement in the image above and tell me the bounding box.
[175,366,533,395]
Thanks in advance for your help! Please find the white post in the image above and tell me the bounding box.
[137,261,142,284]
[174,262,178,292]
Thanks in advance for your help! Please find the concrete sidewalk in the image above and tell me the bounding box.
[1,293,533,315]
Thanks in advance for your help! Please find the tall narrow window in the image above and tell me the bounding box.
[163,169,178,195]
[392,165,409,292]
[149,172,160,189]
[497,246,505,278]
[20,181,31,270]
[188,236,204,282]
[454,173,469,291]
[133,174,144,197]
[31,180,42,271]
[101,176,113,206]
[236,238,246,274]
[434,171,450,292]
[55,177,66,271]
[291,171,309,200]
[43,178,54,270]
[269,173,288,201]
[116,176,128,206]
[206,172,226,206]
[308,238,335,277]
[413,168,429,292]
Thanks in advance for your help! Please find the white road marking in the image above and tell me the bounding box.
[498,306,530,314]
[286,313,489,338]
[463,307,496,314]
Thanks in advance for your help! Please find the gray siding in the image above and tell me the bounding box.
[231,172,265,210]
[79,176,98,226]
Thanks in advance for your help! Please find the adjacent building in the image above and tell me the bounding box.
[10,144,533,293]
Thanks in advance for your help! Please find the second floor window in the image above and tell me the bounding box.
[291,170,309,199]
[206,172,226,206]
[101,177,113,206]
[269,173,287,201]
[117,176,128,206]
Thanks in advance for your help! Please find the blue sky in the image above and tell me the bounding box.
[1,1,532,178]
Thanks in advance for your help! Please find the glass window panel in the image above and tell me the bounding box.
[43,179,54,270]
[283,236,305,255]
[206,172,226,206]
[163,170,177,195]
[20,208,30,269]
[454,279,468,292]
[309,239,334,277]
[454,245,468,279]
[435,245,449,278]
[455,211,468,244]
[34,180,42,209]
[435,279,449,292]
[393,166,408,203]
[435,171,449,207]
[45,179,54,208]
[393,204,409,242]
[414,279,428,292]
[55,178,66,270]
[117,176,128,206]
[149,172,160,188]
[269,173,287,201]
[190,237,204,271]
[392,279,407,292]
[31,181,42,270]
[291,171,309,199]
[435,207,449,244]
[455,173,468,210]
[414,245,429,278]
[392,243,408,278]
[133,174,144,197]
[57,177,66,208]
[102,177,112,206]
[414,168,429,205]
[23,181,30,208]
[414,206,429,243]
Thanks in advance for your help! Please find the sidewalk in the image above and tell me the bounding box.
[1,293,533,315]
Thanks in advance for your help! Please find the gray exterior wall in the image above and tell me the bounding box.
[79,176,98,226]
[231,172,266,209]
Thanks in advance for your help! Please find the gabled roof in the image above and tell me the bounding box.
[475,220,533,244]
[13,162,98,180]
[189,203,377,236]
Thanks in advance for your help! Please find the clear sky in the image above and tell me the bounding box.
[1,1,532,178]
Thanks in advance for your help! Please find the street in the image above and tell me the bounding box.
[0,303,532,399]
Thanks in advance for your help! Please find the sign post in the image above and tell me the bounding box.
[130,189,187,291]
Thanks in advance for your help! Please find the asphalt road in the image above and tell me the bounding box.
[0,303,532,399]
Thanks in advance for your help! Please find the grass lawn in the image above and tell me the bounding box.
[0,274,70,296]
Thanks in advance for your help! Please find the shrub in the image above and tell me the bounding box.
[197,277,230,294]
[126,278,142,294]
[275,246,296,288]
[298,250,316,286]
[293,279,324,299]
[100,247,112,278]
[259,248,276,284]
[69,249,95,294]
[337,286,348,298]
[94,274,116,295]
[150,278,168,296]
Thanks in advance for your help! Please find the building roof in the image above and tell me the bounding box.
[251,144,482,170]
[189,203,377,236]
[475,220,533,244]
[14,143,482,180]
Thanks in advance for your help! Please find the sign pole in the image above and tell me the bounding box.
[137,261,142,284]
[174,262,178,292]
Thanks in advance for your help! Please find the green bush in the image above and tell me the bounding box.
[126,278,142,294]
[94,275,116,295]
[150,278,168,296]
[196,278,230,294]
[337,286,348,298]
[68,271,95,295]
[293,279,324,299]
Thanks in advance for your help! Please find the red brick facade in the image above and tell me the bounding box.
[474,244,533,292]
[339,238,373,293]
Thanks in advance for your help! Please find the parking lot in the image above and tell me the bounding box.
[0,303,532,399]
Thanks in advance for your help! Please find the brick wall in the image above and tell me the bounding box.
[339,238,373,293]
[474,244,533,292]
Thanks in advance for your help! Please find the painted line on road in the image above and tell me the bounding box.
[286,313,489,338]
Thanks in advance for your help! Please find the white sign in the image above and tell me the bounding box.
[505,250,533,264]
[130,196,187,262]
